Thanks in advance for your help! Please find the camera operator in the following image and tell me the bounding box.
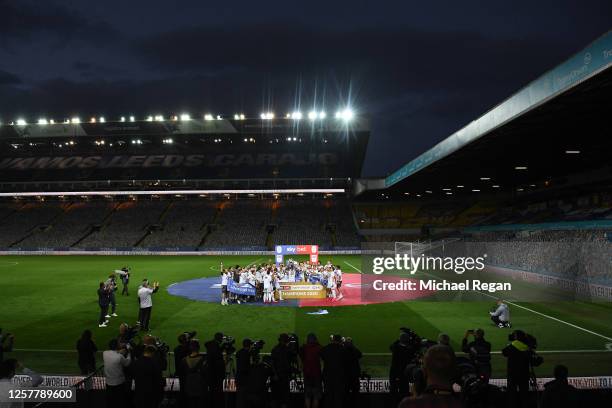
[389,330,418,401]
[244,354,274,408]
[399,345,463,408]
[182,340,208,408]
[320,334,349,408]
[461,329,491,382]
[132,344,164,408]
[300,333,322,408]
[271,333,292,408]
[343,337,362,404]
[0,328,15,363]
[103,338,131,408]
[205,332,229,408]
[502,330,535,408]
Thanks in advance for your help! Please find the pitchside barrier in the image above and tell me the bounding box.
[0,249,361,256]
[10,374,612,393]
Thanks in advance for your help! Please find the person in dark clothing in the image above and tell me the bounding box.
[541,365,577,408]
[235,338,253,408]
[398,345,464,408]
[389,332,417,402]
[0,328,15,363]
[174,333,190,406]
[343,337,362,404]
[245,355,273,408]
[204,333,226,408]
[182,340,207,408]
[502,330,532,408]
[299,333,322,408]
[76,329,97,374]
[132,345,164,408]
[120,267,130,296]
[270,333,292,408]
[461,329,492,382]
[97,282,110,328]
[319,334,349,408]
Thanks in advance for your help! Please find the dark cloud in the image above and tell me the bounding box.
[0,69,21,86]
[0,0,116,47]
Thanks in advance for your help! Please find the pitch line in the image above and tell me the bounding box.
[343,261,362,274]
[417,270,612,343]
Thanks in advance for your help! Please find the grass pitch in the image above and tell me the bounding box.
[0,255,611,378]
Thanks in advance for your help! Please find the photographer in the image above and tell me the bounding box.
[236,338,254,408]
[461,329,491,382]
[97,282,110,328]
[343,337,362,404]
[270,333,292,408]
[76,329,97,375]
[502,330,534,408]
[182,340,207,408]
[103,338,131,408]
[0,328,15,362]
[320,334,349,408]
[399,345,463,408]
[389,331,418,401]
[244,355,274,408]
[174,332,191,404]
[490,300,511,328]
[205,332,228,408]
[300,333,322,408]
[132,345,164,408]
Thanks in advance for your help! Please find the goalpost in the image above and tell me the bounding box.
[394,241,433,259]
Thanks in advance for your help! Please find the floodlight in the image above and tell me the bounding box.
[180,114,191,121]
[308,111,317,120]
[37,119,48,125]
[205,114,214,121]
[99,117,106,123]
[319,111,326,119]
[291,112,302,120]
[120,117,126,122]
[71,117,81,124]
[129,116,135,122]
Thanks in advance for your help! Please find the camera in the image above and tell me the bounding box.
[508,331,543,367]
[183,331,197,341]
[221,335,236,354]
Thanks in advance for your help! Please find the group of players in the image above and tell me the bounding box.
[220,260,344,305]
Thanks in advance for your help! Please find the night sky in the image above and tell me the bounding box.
[1,0,610,177]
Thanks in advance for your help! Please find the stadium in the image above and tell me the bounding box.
[1,21,612,408]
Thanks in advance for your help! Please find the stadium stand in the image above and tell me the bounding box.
[76,200,168,248]
[139,200,217,249]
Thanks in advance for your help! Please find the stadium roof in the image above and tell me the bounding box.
[357,30,612,200]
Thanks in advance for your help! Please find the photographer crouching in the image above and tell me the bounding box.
[502,330,543,408]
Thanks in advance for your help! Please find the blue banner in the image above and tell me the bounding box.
[227,279,256,296]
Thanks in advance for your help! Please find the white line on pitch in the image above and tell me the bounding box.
[418,270,612,343]
[344,261,362,274]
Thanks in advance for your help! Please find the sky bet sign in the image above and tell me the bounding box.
[275,245,319,265]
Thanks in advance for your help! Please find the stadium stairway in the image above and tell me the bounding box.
[135,201,175,247]
[197,206,221,248]
[8,202,71,248]
[70,202,121,247]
